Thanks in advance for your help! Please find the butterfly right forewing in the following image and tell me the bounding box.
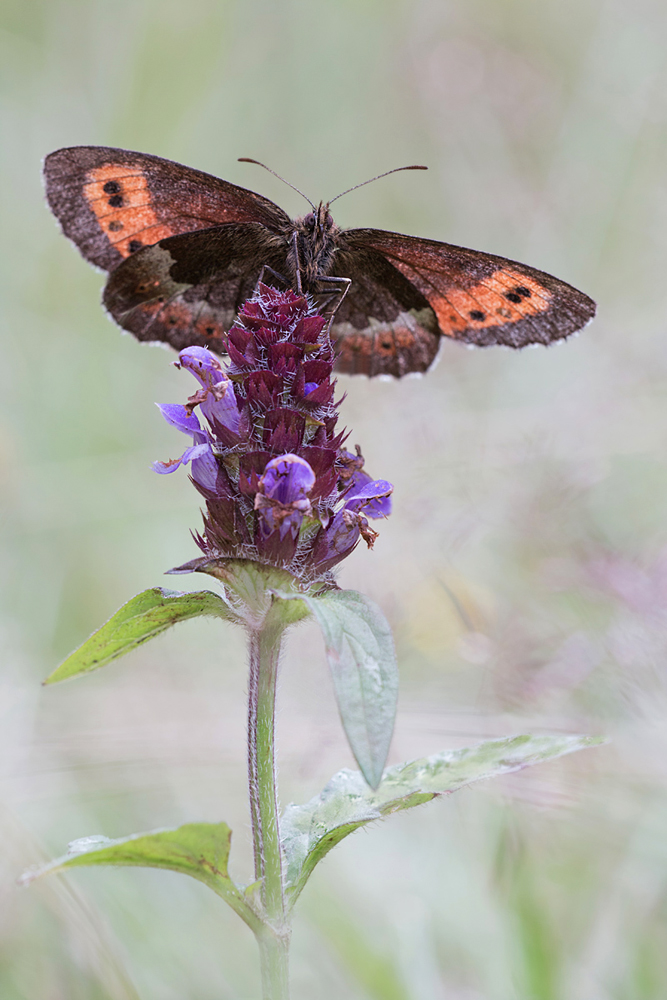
[326,227,596,375]
[346,229,596,350]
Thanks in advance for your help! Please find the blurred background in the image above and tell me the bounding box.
[2,0,667,996]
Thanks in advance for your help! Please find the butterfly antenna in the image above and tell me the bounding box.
[328,164,428,205]
[238,158,316,210]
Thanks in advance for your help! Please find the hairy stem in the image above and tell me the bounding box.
[247,609,290,999]
[257,928,290,1000]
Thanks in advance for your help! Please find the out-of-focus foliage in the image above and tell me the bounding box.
[2,0,667,996]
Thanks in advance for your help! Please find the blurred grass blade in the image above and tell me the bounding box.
[281,733,606,905]
[285,589,398,789]
[302,890,411,1000]
[19,822,263,932]
[44,587,235,684]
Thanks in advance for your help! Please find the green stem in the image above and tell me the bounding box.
[257,927,290,1000]
[247,609,290,999]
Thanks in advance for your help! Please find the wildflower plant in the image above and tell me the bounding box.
[23,284,603,999]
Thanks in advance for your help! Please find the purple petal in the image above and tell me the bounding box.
[153,456,186,475]
[178,346,227,388]
[157,403,206,440]
[344,478,393,518]
[318,510,360,561]
[200,380,241,436]
[152,442,213,477]
[259,454,316,505]
[191,446,222,492]
[263,507,304,541]
[152,451,190,475]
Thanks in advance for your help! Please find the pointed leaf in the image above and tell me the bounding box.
[281,733,606,905]
[19,822,262,932]
[45,588,234,684]
[284,589,397,789]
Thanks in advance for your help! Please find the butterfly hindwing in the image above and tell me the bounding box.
[344,229,596,351]
[44,146,290,273]
[329,239,441,376]
[102,223,289,352]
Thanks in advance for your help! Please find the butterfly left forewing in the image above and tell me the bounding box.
[44,146,290,273]
[345,229,596,351]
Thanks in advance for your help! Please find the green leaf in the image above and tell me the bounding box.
[45,587,234,684]
[288,589,398,790]
[19,822,263,932]
[281,733,606,905]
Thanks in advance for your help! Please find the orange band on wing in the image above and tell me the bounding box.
[155,299,213,336]
[431,267,552,337]
[84,164,176,257]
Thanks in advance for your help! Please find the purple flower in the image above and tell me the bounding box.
[310,477,394,571]
[178,346,241,442]
[255,454,316,540]
[345,475,393,519]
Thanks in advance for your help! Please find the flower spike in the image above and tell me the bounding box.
[155,284,393,582]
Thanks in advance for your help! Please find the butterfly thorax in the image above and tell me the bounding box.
[289,202,338,290]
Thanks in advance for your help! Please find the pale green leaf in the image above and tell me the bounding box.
[286,589,398,789]
[19,822,262,932]
[45,587,234,684]
[281,733,605,905]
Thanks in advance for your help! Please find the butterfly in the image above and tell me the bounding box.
[44,145,596,378]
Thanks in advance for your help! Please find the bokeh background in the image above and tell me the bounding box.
[2,0,667,996]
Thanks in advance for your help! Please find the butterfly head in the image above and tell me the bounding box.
[301,202,335,237]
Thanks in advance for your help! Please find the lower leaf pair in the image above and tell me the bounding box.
[21,733,603,924]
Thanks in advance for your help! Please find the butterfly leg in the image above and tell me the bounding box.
[255,264,291,293]
[291,231,304,295]
[311,275,352,325]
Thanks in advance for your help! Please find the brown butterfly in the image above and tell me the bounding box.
[44,146,596,377]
